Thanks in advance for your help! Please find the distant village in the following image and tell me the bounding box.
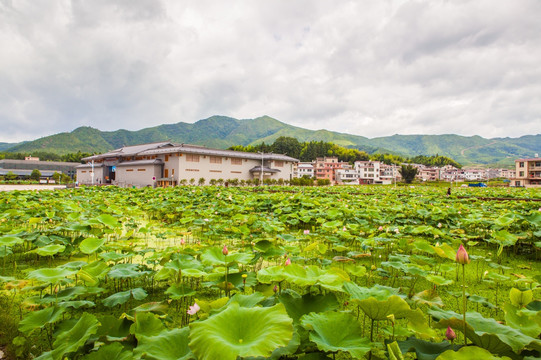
[0,142,539,188]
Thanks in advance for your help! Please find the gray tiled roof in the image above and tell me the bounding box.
[115,159,163,167]
[140,144,298,162]
[82,142,174,161]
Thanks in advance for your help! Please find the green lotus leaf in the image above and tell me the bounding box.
[509,288,533,308]
[19,306,66,334]
[134,327,194,360]
[95,315,132,341]
[281,264,349,291]
[165,284,196,300]
[344,282,399,302]
[228,292,266,308]
[342,263,367,277]
[189,302,293,360]
[493,214,515,227]
[426,275,453,286]
[430,243,456,261]
[34,244,65,256]
[130,312,165,338]
[97,214,121,228]
[201,247,253,266]
[491,230,518,247]
[132,301,169,315]
[397,337,461,360]
[503,303,541,338]
[83,342,132,360]
[27,268,76,284]
[406,308,437,339]
[79,237,106,254]
[100,252,130,262]
[102,288,148,307]
[181,268,207,278]
[436,346,512,360]
[278,289,339,323]
[430,308,541,355]
[108,263,151,279]
[57,300,95,309]
[257,266,286,283]
[358,295,411,321]
[164,256,203,272]
[301,311,371,358]
[0,235,24,247]
[50,312,100,360]
[297,353,332,360]
[387,341,404,360]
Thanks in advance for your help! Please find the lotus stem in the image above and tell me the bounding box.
[462,263,467,345]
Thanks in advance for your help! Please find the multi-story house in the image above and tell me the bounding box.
[293,162,315,179]
[354,161,399,185]
[314,157,348,184]
[77,142,298,187]
[513,157,541,187]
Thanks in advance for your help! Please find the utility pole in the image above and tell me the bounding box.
[257,151,264,185]
[90,160,94,186]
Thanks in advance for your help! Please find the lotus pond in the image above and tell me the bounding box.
[0,185,540,360]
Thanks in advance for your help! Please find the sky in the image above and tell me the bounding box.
[1,0,540,143]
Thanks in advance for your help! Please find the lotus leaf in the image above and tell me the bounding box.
[79,237,106,254]
[278,289,339,323]
[201,247,253,266]
[503,303,541,338]
[397,337,462,360]
[19,306,65,334]
[134,327,194,360]
[102,288,148,307]
[130,312,166,338]
[27,268,76,284]
[189,302,293,360]
[357,295,412,321]
[436,346,512,360]
[83,342,132,360]
[228,292,266,307]
[0,235,24,247]
[344,282,399,301]
[165,284,196,300]
[50,312,100,360]
[257,266,286,283]
[108,263,150,279]
[509,288,533,308]
[95,315,132,341]
[97,214,121,228]
[301,311,372,358]
[34,244,65,256]
[430,308,541,355]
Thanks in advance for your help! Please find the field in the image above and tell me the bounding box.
[0,185,540,359]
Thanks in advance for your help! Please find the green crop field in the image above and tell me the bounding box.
[0,185,540,359]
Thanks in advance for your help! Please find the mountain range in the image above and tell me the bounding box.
[3,116,540,166]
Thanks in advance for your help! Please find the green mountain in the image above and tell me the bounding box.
[0,142,22,151]
[6,116,540,166]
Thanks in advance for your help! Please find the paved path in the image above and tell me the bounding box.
[0,184,67,191]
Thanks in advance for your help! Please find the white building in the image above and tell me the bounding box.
[77,142,298,187]
[354,161,398,185]
[294,162,315,178]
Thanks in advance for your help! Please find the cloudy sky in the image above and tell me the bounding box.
[1,0,540,143]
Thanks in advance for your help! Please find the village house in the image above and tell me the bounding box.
[76,142,298,187]
[314,157,348,184]
[513,157,541,187]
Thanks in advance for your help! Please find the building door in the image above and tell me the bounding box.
[164,169,169,178]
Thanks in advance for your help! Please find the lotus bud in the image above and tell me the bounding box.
[378,226,384,231]
[285,258,291,266]
[455,244,470,264]
[303,229,310,235]
[437,222,442,228]
[445,326,456,342]
[222,245,229,256]
[273,285,278,293]
[386,314,395,325]
[180,238,185,245]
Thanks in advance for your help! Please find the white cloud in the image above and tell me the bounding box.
[0,0,540,143]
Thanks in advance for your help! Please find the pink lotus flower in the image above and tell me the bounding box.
[303,230,310,235]
[222,245,229,256]
[285,258,291,266]
[180,238,186,245]
[273,285,278,293]
[445,326,456,342]
[378,226,384,231]
[187,302,200,315]
[456,244,470,264]
[342,226,347,231]
[437,223,442,228]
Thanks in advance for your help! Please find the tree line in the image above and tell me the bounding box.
[229,137,462,168]
[0,151,91,163]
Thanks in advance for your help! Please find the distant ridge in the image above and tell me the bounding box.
[5,115,540,166]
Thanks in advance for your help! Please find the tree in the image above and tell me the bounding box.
[52,172,62,183]
[271,137,302,159]
[5,171,17,181]
[198,177,205,186]
[189,178,196,186]
[30,169,42,181]
[399,165,418,184]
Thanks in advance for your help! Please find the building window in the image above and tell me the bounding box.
[210,170,222,173]
[165,155,169,162]
[126,169,134,172]
[274,160,284,167]
[519,171,524,177]
[137,169,146,172]
[81,171,86,173]
[519,162,524,167]
[231,158,242,165]
[231,171,242,174]
[172,169,175,175]
[186,154,200,162]
[210,156,222,164]
[186,169,200,172]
